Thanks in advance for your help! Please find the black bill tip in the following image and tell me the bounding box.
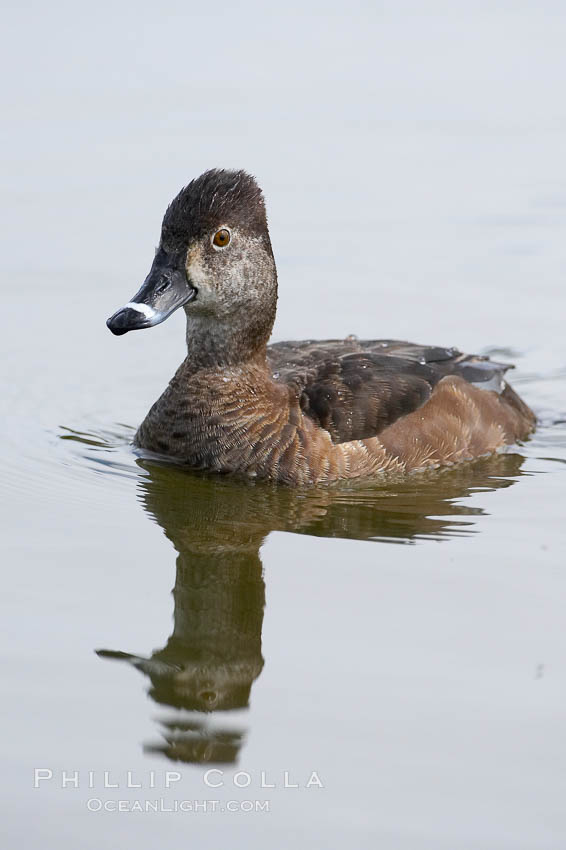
[106,307,149,336]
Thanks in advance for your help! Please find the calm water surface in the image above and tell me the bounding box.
[3,3,566,847]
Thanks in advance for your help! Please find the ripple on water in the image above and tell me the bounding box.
[54,437,536,543]
[2,418,139,509]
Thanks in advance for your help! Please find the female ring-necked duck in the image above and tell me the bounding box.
[107,169,535,485]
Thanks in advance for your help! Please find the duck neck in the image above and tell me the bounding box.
[184,305,276,371]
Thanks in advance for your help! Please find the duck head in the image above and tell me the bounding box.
[106,169,277,365]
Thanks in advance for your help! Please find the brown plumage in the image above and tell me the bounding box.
[106,169,536,485]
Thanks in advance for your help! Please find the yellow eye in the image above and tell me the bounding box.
[212,228,231,248]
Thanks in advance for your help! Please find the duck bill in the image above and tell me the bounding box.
[106,252,196,336]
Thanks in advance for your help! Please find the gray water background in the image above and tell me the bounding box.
[2,1,566,847]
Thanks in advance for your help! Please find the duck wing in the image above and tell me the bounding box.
[267,339,512,444]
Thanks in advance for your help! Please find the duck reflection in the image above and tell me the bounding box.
[96,452,526,764]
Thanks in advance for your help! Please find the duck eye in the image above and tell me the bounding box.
[212,228,231,248]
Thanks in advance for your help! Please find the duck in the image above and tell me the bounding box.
[106,168,536,486]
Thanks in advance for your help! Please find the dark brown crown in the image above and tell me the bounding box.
[161,169,267,250]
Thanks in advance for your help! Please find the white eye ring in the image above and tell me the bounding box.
[211,226,232,250]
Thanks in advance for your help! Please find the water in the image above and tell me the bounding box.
[3,2,566,846]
